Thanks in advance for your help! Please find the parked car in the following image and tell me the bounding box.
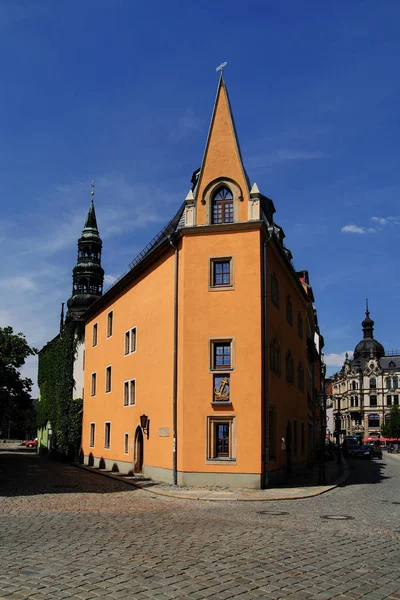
[353,444,373,460]
[24,438,37,448]
[342,436,359,457]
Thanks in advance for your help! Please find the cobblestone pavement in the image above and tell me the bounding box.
[0,451,399,600]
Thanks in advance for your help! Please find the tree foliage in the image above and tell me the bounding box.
[37,321,83,458]
[381,405,400,439]
[0,327,37,438]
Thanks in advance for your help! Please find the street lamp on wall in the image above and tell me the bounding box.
[140,414,149,435]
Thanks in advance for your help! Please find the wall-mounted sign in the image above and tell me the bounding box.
[158,427,170,437]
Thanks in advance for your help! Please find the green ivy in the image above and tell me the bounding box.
[37,321,83,459]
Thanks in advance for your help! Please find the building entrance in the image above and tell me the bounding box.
[133,426,144,473]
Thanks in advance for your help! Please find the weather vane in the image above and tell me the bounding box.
[91,179,95,197]
[216,61,228,74]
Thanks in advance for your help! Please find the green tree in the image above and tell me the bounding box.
[382,405,400,439]
[0,326,37,438]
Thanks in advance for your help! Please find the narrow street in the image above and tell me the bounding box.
[0,451,399,599]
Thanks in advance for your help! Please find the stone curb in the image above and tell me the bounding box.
[74,461,351,502]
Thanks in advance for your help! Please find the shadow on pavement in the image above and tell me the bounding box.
[274,454,388,489]
[0,451,140,497]
[345,455,389,486]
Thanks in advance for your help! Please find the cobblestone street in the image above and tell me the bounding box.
[1,451,399,600]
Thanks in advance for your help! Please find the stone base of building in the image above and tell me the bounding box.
[83,455,308,489]
[83,455,262,488]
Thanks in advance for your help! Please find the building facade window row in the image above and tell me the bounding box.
[271,275,304,340]
[89,422,129,454]
[270,339,305,392]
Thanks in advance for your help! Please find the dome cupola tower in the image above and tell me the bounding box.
[353,299,385,360]
[66,181,104,321]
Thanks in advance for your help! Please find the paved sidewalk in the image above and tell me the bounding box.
[77,457,350,501]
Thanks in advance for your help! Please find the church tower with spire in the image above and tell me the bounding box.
[38,182,105,459]
[67,182,104,322]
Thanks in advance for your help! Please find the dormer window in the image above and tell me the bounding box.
[211,187,233,224]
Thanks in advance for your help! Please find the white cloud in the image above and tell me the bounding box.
[371,216,400,226]
[342,216,400,234]
[0,275,37,292]
[171,108,203,141]
[248,149,325,171]
[104,274,118,285]
[104,274,118,290]
[324,351,353,367]
[371,216,388,225]
[341,224,365,234]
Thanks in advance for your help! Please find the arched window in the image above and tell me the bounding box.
[211,187,233,224]
[297,312,303,339]
[386,377,392,389]
[393,376,399,389]
[355,395,358,407]
[271,273,279,306]
[286,351,294,384]
[270,338,281,375]
[286,296,293,325]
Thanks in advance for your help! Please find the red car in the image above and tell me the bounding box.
[25,439,37,448]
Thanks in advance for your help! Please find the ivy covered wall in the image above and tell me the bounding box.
[37,321,83,459]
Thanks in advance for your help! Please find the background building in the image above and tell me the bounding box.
[330,304,400,442]
[37,191,104,457]
[81,75,324,488]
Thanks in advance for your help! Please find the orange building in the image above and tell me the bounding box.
[82,75,324,488]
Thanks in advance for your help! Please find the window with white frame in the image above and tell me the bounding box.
[91,373,96,396]
[90,423,95,447]
[104,422,111,449]
[124,327,137,355]
[105,366,112,393]
[107,311,113,338]
[123,379,136,406]
[124,433,129,454]
[92,323,98,347]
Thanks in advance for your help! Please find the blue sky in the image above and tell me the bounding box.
[1,0,399,393]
